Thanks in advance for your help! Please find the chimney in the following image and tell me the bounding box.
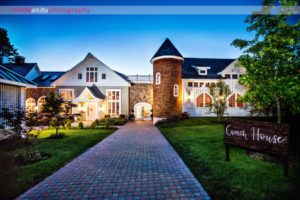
[15,56,25,65]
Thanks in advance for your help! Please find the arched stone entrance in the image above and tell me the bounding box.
[134,102,152,120]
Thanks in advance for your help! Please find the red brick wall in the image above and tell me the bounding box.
[153,58,182,118]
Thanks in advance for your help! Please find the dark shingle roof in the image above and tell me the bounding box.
[87,85,105,99]
[0,65,36,86]
[2,63,37,77]
[151,38,183,61]
[182,58,235,79]
[33,71,65,87]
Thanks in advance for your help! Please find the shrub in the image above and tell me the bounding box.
[78,122,84,129]
[66,120,72,129]
[180,112,190,120]
[47,132,67,139]
[90,121,98,129]
[119,114,126,119]
[104,115,110,118]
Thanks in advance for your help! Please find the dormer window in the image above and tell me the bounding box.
[192,65,210,76]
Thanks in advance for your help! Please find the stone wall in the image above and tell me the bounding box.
[129,83,153,111]
[153,58,182,119]
[26,87,57,101]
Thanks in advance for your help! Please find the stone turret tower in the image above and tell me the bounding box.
[151,38,183,123]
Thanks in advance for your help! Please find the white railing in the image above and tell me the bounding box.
[127,74,153,83]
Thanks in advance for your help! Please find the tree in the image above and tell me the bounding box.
[0,107,26,137]
[208,80,232,118]
[231,0,300,124]
[41,93,77,137]
[0,28,19,62]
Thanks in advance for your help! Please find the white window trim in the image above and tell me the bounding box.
[106,89,122,117]
[174,84,179,97]
[155,72,161,85]
[86,67,98,83]
[59,89,75,101]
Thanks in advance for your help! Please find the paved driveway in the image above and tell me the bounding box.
[18,121,210,200]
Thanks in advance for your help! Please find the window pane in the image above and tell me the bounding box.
[188,82,193,87]
[205,94,212,107]
[95,72,98,82]
[116,102,119,115]
[229,94,235,107]
[90,73,94,82]
[196,94,204,107]
[116,91,119,100]
[86,72,89,82]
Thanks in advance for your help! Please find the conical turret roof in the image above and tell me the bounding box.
[151,38,183,62]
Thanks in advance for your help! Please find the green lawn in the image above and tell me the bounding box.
[0,128,114,199]
[158,118,300,200]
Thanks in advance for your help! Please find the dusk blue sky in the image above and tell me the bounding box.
[1,0,291,75]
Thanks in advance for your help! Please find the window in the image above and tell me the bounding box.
[174,84,179,97]
[194,82,198,87]
[205,83,210,87]
[78,73,82,79]
[225,74,231,79]
[26,98,36,112]
[200,70,206,74]
[102,73,106,79]
[59,89,74,101]
[155,72,161,85]
[232,74,238,79]
[188,82,193,87]
[37,96,46,112]
[200,82,204,87]
[196,93,212,107]
[228,93,243,108]
[107,90,121,117]
[86,67,98,82]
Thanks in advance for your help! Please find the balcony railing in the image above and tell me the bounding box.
[127,74,153,83]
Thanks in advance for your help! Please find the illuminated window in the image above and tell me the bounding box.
[107,89,121,117]
[26,98,36,112]
[59,89,74,101]
[37,96,46,112]
[228,93,244,108]
[196,93,212,107]
[155,72,161,85]
[78,73,82,79]
[174,84,179,97]
[86,67,98,82]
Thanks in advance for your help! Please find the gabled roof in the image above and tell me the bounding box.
[182,58,235,79]
[2,63,38,77]
[151,38,183,61]
[87,85,105,99]
[33,71,66,87]
[0,65,36,87]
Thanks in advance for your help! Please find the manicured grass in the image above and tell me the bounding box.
[0,128,114,199]
[158,118,300,200]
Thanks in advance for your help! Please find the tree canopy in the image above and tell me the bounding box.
[231,0,300,123]
[0,28,18,62]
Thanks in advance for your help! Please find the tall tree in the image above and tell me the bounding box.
[231,0,300,124]
[0,28,18,62]
[208,80,232,118]
[41,93,77,137]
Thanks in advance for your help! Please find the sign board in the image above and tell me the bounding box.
[224,119,289,176]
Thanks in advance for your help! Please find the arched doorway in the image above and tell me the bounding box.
[134,102,152,120]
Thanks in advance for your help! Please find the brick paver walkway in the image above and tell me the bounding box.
[18,121,210,200]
